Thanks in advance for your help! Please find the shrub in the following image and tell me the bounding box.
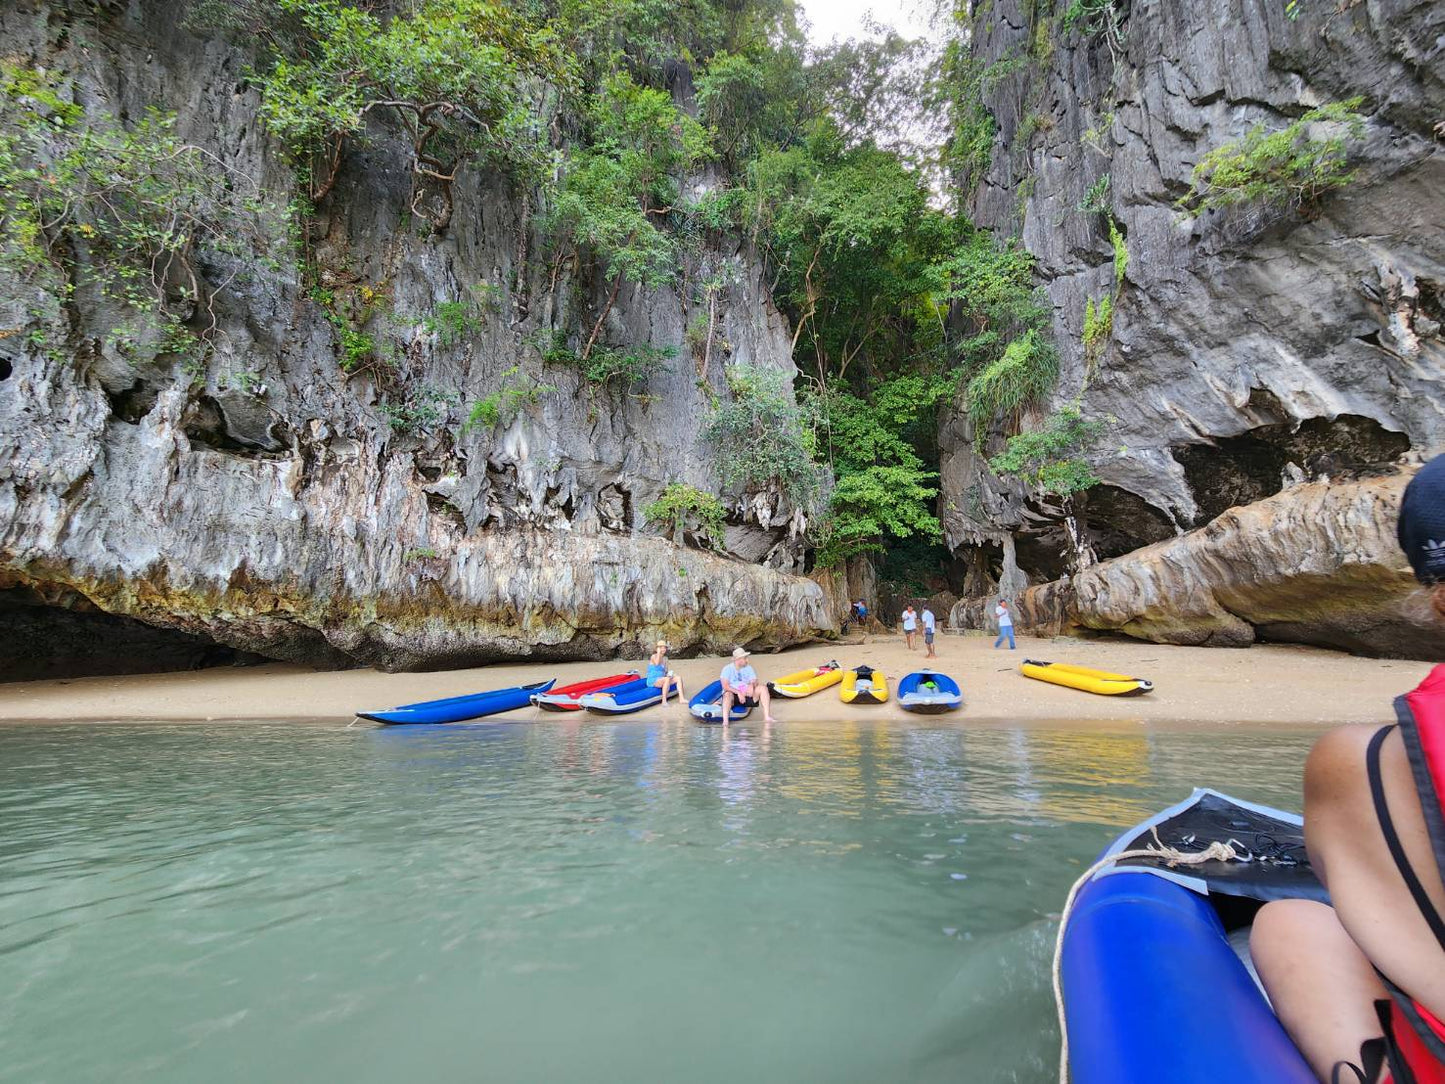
[462,367,554,432]
[248,0,568,224]
[988,403,1105,496]
[0,63,289,361]
[1176,98,1366,215]
[580,344,675,389]
[965,329,1059,428]
[813,465,940,568]
[421,300,481,346]
[704,364,818,503]
[338,327,377,372]
[1079,174,1111,215]
[1109,215,1129,288]
[380,386,457,434]
[1083,294,1114,352]
[644,483,727,549]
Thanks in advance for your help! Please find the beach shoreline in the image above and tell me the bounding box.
[0,633,1430,728]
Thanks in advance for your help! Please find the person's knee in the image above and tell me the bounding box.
[1251,898,1344,984]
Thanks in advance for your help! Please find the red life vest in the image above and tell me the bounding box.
[1379,666,1445,1084]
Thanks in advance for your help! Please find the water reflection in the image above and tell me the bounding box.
[0,718,1318,1084]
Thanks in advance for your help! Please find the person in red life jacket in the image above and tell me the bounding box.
[1251,454,1445,1084]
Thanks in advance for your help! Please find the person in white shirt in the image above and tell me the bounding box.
[901,605,918,650]
[721,646,776,724]
[921,607,937,658]
[993,599,1015,650]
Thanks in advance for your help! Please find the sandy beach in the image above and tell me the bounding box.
[0,631,1433,726]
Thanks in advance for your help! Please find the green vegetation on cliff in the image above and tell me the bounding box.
[15,0,1070,582]
[1177,98,1367,215]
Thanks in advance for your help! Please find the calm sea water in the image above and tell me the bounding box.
[0,717,1319,1083]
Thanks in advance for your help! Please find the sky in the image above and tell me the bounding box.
[797,0,936,46]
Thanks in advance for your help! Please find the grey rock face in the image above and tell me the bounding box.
[948,468,1445,661]
[944,0,1444,567]
[0,1,833,675]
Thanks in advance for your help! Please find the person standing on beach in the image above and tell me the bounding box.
[721,646,776,724]
[921,607,937,658]
[993,600,1015,650]
[901,605,918,650]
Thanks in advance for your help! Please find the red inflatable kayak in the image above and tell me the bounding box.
[531,672,638,711]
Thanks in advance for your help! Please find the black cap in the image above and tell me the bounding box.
[1399,455,1445,584]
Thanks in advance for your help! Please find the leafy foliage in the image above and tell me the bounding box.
[644,483,727,549]
[1109,215,1129,288]
[988,404,1105,497]
[249,0,570,225]
[1176,98,1367,215]
[814,466,940,567]
[463,366,554,432]
[380,385,458,435]
[1062,0,1127,55]
[965,329,1058,428]
[421,300,481,346]
[1083,294,1114,355]
[704,365,818,503]
[1079,173,1111,215]
[0,63,289,365]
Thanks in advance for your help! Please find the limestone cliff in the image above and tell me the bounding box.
[942,0,1443,649]
[950,468,1445,659]
[0,1,834,676]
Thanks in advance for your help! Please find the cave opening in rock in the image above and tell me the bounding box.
[0,357,12,381]
[1084,484,1178,559]
[0,588,271,683]
[1175,414,1409,526]
[106,379,158,424]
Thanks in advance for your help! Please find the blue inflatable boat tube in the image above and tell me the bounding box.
[1061,789,1319,1084]
[577,678,676,715]
[897,670,963,712]
[358,679,555,725]
[688,680,753,723]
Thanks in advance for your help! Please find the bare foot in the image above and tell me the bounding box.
[764,716,777,724]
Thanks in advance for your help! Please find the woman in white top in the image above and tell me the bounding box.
[901,605,918,651]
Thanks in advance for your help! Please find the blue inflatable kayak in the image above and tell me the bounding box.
[688,680,753,723]
[577,678,677,715]
[1060,789,1324,1083]
[897,670,963,712]
[357,679,555,725]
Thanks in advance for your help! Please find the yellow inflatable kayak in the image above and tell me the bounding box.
[1020,659,1154,696]
[840,665,889,704]
[769,662,843,698]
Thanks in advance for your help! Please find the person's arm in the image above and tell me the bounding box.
[720,666,736,693]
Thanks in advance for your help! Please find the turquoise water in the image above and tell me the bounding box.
[0,718,1319,1083]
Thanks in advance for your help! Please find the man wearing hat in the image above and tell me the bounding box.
[721,646,776,724]
[1250,455,1445,1083]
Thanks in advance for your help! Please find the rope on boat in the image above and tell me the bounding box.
[1051,828,1241,1084]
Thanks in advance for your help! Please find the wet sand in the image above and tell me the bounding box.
[0,632,1433,726]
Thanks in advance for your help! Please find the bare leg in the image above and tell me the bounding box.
[1251,899,1388,1081]
[721,689,733,726]
[759,683,775,724]
[1251,723,1445,1081]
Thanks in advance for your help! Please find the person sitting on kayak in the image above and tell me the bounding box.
[721,646,776,724]
[646,640,684,710]
[1251,455,1445,1084]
